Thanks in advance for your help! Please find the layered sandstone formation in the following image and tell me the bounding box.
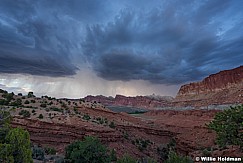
[5,87,242,160]
[143,109,243,157]
[84,95,114,105]
[175,66,243,106]
[11,105,174,159]
[84,94,173,110]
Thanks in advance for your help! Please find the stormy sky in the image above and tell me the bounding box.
[0,0,243,98]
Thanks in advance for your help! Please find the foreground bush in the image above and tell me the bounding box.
[19,110,31,118]
[0,110,33,163]
[164,151,193,163]
[5,128,33,163]
[116,154,137,163]
[65,136,110,163]
[44,146,57,155]
[32,145,45,160]
[207,105,243,148]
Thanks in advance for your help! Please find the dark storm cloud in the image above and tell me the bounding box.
[83,0,243,84]
[0,0,80,76]
[0,0,112,76]
[1,0,243,84]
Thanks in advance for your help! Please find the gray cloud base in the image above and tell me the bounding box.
[0,0,243,84]
[83,0,243,84]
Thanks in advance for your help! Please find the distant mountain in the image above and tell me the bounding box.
[83,94,174,110]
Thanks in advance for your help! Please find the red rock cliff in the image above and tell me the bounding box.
[84,94,173,109]
[175,66,243,105]
[114,95,172,109]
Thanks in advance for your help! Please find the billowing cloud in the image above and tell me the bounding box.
[0,0,243,97]
[0,0,89,76]
[83,0,243,84]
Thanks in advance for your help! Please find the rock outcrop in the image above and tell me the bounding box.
[84,94,173,110]
[84,95,115,105]
[175,66,243,106]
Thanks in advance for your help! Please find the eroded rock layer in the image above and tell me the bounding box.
[175,66,243,106]
[84,94,173,109]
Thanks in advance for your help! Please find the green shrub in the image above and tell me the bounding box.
[49,155,64,163]
[32,145,45,160]
[48,101,53,105]
[116,154,137,163]
[74,108,78,114]
[0,110,32,163]
[157,145,169,161]
[109,121,115,128]
[139,157,157,163]
[207,105,243,148]
[0,110,11,125]
[82,114,91,121]
[96,117,105,124]
[110,149,117,162]
[9,98,22,106]
[0,89,8,94]
[134,138,151,151]
[38,114,44,119]
[19,110,31,118]
[2,92,14,102]
[123,131,129,139]
[164,151,193,163]
[44,146,56,155]
[61,103,67,109]
[0,111,13,163]
[6,128,33,163]
[24,100,30,104]
[202,148,211,157]
[65,136,110,163]
[27,92,35,98]
[50,107,63,112]
[157,138,176,161]
[40,104,47,108]
[0,99,9,105]
[0,143,14,163]
[16,98,22,105]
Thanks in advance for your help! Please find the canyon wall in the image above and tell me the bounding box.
[175,66,243,106]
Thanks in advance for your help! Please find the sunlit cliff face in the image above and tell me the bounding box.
[0,0,243,98]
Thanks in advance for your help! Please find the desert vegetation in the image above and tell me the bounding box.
[0,109,32,163]
[207,105,243,148]
[1,88,242,162]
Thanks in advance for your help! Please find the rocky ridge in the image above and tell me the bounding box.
[84,94,173,110]
[175,66,243,106]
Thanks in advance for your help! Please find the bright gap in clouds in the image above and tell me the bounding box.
[0,69,179,98]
